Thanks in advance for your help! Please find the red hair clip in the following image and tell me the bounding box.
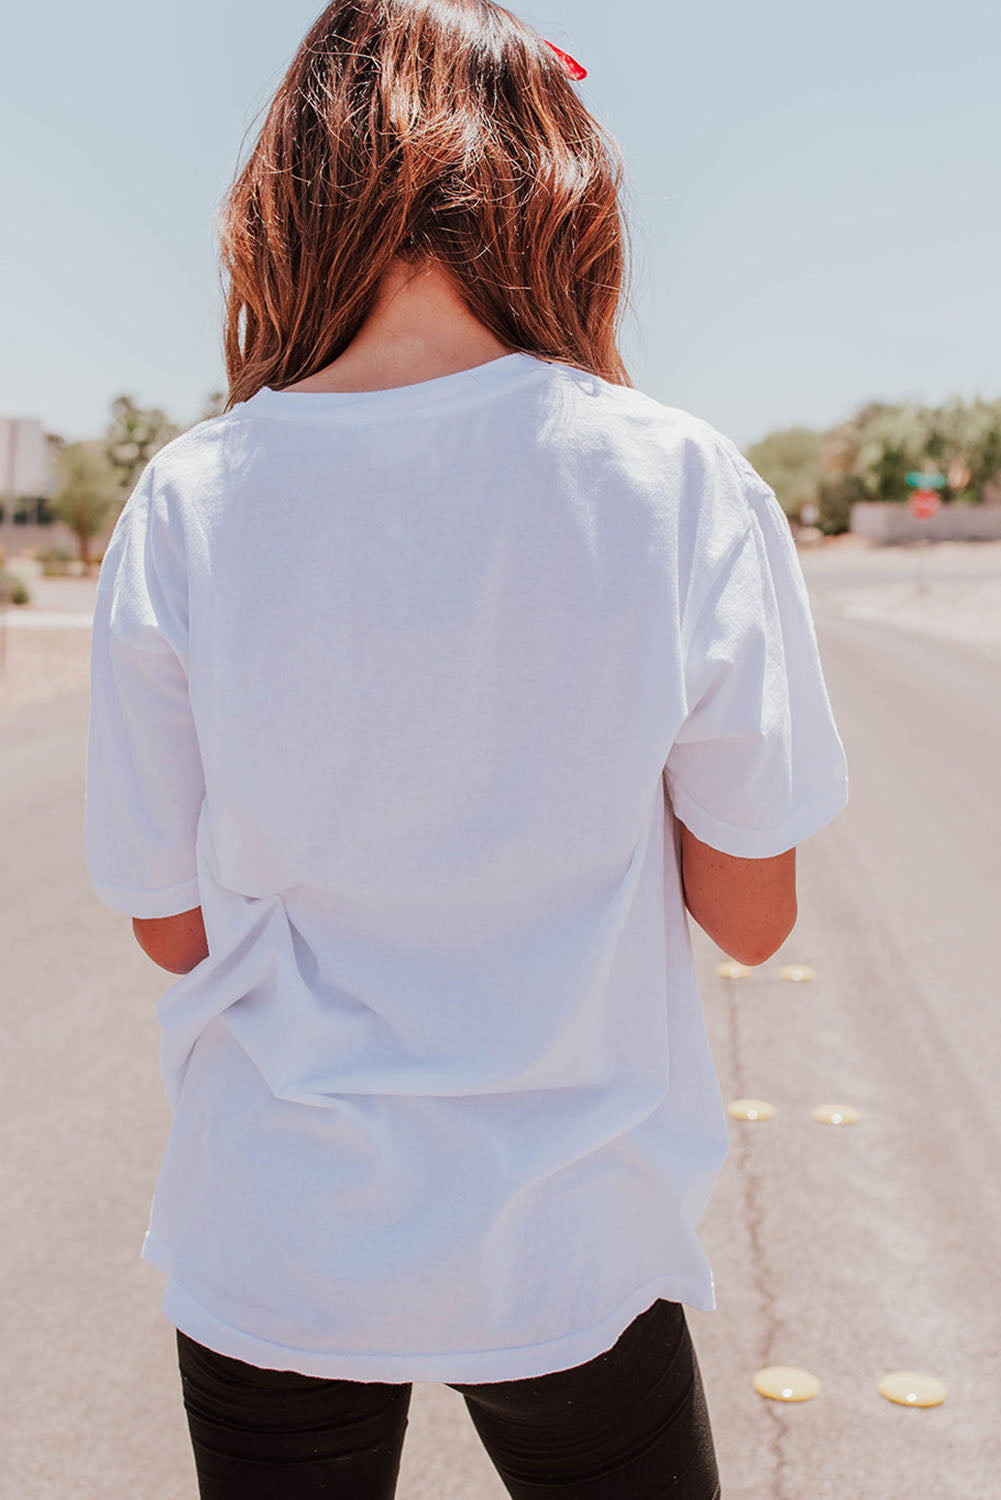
[543,39,587,81]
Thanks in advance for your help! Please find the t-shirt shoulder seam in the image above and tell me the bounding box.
[707,430,776,508]
[573,376,729,444]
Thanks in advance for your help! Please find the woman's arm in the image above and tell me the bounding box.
[132,907,208,974]
[678,820,797,968]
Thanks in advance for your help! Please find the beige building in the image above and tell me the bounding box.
[0,414,75,558]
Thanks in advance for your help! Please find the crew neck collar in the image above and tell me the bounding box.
[245,351,553,421]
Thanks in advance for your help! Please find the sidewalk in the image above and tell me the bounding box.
[0,573,97,712]
[800,537,1001,659]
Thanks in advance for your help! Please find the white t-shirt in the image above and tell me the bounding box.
[85,351,848,1383]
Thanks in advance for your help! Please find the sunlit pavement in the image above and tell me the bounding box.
[688,542,1001,1496]
[1,540,999,1496]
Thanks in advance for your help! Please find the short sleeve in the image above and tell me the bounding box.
[664,449,849,858]
[85,463,205,917]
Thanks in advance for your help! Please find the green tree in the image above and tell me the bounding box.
[854,405,933,501]
[103,395,182,503]
[925,396,1001,500]
[47,441,122,568]
[817,401,891,479]
[748,394,1001,536]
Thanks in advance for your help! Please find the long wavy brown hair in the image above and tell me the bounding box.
[216,0,633,409]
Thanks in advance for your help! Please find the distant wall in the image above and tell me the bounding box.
[0,415,50,495]
[850,502,1001,543]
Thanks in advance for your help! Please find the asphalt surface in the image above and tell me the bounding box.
[1,543,999,1498]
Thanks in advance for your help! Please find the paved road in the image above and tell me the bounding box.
[1,548,999,1497]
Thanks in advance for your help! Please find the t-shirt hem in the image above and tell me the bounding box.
[92,875,201,918]
[667,774,849,859]
[140,1230,715,1384]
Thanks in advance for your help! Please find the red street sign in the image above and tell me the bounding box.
[908,489,941,519]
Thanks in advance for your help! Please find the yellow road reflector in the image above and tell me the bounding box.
[779,964,814,982]
[877,1371,947,1407]
[727,1098,776,1121]
[812,1104,861,1125]
[716,961,754,978]
[752,1365,821,1402]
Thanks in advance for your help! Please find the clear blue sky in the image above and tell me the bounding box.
[3,0,998,451]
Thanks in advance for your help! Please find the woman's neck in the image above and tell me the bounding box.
[283,257,515,393]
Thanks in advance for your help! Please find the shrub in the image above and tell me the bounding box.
[0,569,30,605]
[34,545,75,577]
[817,476,867,536]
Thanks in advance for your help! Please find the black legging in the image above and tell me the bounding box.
[175,1297,721,1498]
